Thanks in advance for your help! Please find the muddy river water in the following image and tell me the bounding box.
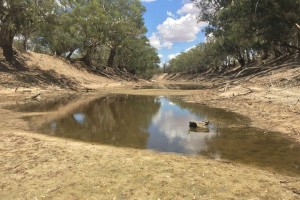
[13,95,300,176]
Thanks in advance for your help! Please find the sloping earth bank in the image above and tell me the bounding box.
[152,64,300,143]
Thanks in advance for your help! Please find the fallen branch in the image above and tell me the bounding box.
[81,87,95,93]
[46,186,61,193]
[233,89,253,97]
[215,159,232,164]
[15,83,22,93]
[287,99,300,108]
[234,67,261,78]
[246,62,300,81]
[98,70,112,78]
[25,93,41,101]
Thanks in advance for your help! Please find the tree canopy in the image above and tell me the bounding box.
[0,0,160,78]
[168,0,300,73]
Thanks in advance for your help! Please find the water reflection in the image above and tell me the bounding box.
[22,95,300,176]
[203,127,300,175]
[147,97,216,154]
[73,113,86,125]
[37,95,160,149]
[136,84,207,90]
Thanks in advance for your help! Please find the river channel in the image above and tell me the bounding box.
[12,94,300,176]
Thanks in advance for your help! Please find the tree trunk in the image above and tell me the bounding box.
[273,47,282,58]
[55,50,63,57]
[82,54,92,66]
[0,27,15,62]
[22,36,28,52]
[2,35,14,62]
[246,50,251,64]
[2,43,14,62]
[107,47,117,68]
[296,28,300,48]
[261,48,269,60]
[82,44,97,66]
[237,52,245,67]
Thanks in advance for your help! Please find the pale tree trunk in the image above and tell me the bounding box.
[66,49,75,60]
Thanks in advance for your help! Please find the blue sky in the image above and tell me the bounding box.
[140,0,207,64]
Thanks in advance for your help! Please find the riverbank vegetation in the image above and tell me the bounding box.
[168,0,300,75]
[0,0,160,78]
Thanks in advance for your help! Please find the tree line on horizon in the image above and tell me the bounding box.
[0,0,160,78]
[168,0,300,73]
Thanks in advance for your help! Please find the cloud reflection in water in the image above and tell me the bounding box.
[147,97,217,154]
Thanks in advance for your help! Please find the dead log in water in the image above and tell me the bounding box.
[189,121,209,133]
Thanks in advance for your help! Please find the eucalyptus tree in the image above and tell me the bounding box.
[104,0,147,68]
[0,0,29,60]
[71,0,108,65]
[114,36,160,78]
[0,0,160,78]
[168,41,225,73]
[36,0,84,58]
[168,0,300,74]
[0,0,57,61]
[192,0,300,61]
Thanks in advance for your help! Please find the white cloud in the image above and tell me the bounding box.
[149,33,161,49]
[167,11,175,18]
[167,46,196,61]
[177,2,200,16]
[149,33,173,49]
[185,45,196,52]
[168,53,180,60]
[151,99,216,154]
[157,14,205,43]
[149,2,207,50]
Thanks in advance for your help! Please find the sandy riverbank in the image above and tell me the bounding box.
[1,52,300,199]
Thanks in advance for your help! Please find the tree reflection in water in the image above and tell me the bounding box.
[41,95,160,149]
[24,95,300,176]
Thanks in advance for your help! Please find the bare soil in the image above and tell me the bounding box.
[1,52,300,199]
[151,67,300,143]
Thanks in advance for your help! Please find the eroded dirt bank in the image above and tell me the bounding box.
[151,68,300,143]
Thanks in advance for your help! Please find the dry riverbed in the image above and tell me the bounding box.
[1,83,300,199]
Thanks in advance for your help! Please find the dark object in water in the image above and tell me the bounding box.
[189,121,209,133]
[189,121,209,128]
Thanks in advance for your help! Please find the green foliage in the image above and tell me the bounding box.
[170,0,300,73]
[168,41,226,73]
[0,0,54,60]
[115,36,160,78]
[0,0,160,78]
